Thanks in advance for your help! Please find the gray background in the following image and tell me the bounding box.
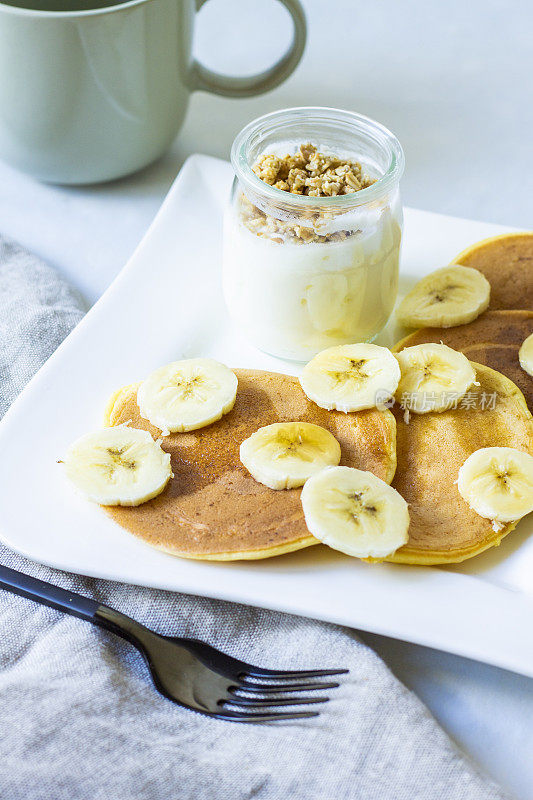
[0,0,531,797]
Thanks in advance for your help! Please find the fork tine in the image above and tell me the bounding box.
[223,695,329,708]
[176,638,348,684]
[215,709,320,722]
[235,679,339,694]
[241,667,349,679]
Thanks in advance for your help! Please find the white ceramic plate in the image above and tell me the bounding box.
[1,155,532,676]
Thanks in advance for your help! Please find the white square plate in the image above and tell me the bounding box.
[1,155,532,676]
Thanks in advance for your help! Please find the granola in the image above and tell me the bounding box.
[241,143,377,243]
[253,143,376,197]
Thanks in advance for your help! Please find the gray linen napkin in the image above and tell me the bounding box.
[0,234,510,800]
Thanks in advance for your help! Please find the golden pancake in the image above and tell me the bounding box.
[453,232,533,310]
[103,369,397,560]
[393,310,533,413]
[386,362,533,565]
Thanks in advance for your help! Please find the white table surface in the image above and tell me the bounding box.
[0,0,531,796]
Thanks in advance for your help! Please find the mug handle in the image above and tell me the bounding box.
[190,0,306,97]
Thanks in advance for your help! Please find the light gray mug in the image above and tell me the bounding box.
[0,0,306,184]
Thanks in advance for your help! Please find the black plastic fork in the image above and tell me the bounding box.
[0,565,347,722]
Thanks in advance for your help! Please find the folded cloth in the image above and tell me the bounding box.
[0,234,509,800]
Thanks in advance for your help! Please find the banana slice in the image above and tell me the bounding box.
[137,358,238,433]
[458,447,533,522]
[64,425,172,506]
[301,466,409,559]
[306,274,350,333]
[240,422,341,490]
[299,343,401,412]
[395,343,476,413]
[518,332,533,377]
[397,265,490,328]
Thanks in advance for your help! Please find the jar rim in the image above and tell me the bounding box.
[231,106,405,209]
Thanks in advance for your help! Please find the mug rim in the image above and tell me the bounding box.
[0,0,153,18]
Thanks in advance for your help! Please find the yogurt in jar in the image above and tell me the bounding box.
[223,198,402,361]
[224,114,405,362]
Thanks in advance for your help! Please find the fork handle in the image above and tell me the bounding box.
[0,564,151,647]
[0,564,100,621]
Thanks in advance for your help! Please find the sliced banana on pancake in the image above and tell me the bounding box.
[240,422,341,490]
[64,425,172,506]
[301,466,409,559]
[390,310,533,414]
[137,358,238,434]
[299,343,401,412]
[519,333,533,377]
[395,343,476,413]
[458,446,533,522]
[397,265,490,328]
[104,370,398,560]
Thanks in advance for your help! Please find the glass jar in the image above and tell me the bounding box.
[223,107,405,362]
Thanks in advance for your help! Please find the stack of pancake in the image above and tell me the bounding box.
[390,233,533,564]
[104,233,533,566]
